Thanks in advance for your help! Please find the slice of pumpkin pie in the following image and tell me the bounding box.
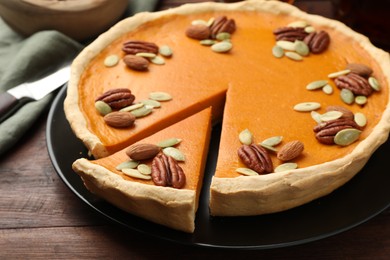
[72,107,212,233]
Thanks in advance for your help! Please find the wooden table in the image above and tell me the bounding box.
[1,1,389,258]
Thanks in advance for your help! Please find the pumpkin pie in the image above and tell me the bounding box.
[65,1,390,232]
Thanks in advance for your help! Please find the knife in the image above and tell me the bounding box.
[0,64,71,123]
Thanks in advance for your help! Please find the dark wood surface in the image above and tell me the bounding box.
[1,1,389,259]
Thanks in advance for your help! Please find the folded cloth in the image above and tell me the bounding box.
[0,0,159,156]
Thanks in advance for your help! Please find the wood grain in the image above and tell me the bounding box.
[0,1,388,259]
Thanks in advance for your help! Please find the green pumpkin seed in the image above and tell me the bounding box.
[239,129,253,145]
[306,80,328,90]
[354,112,367,127]
[334,128,361,146]
[274,163,298,173]
[207,17,215,27]
[140,99,161,108]
[293,102,321,112]
[149,91,172,101]
[304,26,315,33]
[200,39,216,46]
[216,32,231,41]
[236,167,258,176]
[355,95,367,105]
[285,51,303,61]
[191,19,208,26]
[157,138,182,148]
[294,40,310,56]
[122,168,151,180]
[311,111,322,123]
[211,41,232,53]
[159,45,173,57]
[287,20,308,28]
[130,106,153,118]
[104,55,120,67]
[95,100,112,116]
[163,147,185,161]
[340,88,355,105]
[320,111,343,121]
[328,69,351,78]
[259,143,278,152]
[120,103,144,112]
[322,84,334,95]
[272,45,284,58]
[261,136,283,147]
[136,52,157,58]
[150,56,165,65]
[137,164,152,175]
[368,76,380,91]
[276,40,296,51]
[116,160,139,170]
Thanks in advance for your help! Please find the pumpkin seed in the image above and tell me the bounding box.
[211,41,232,53]
[288,20,308,28]
[236,167,258,176]
[285,51,303,61]
[274,162,298,173]
[137,164,152,175]
[95,100,112,115]
[207,17,215,27]
[130,106,153,118]
[163,147,185,161]
[354,112,367,127]
[136,52,157,58]
[293,102,321,112]
[157,138,182,148]
[116,160,139,170]
[150,56,165,65]
[334,128,361,146]
[191,19,208,26]
[322,84,334,95]
[311,111,322,123]
[120,102,144,112]
[200,39,216,46]
[340,88,355,105]
[320,110,343,121]
[216,32,231,41]
[294,40,309,56]
[239,129,253,145]
[140,99,161,108]
[104,54,119,67]
[122,168,151,180]
[159,45,173,57]
[368,76,380,91]
[149,91,172,101]
[261,136,283,147]
[306,80,328,90]
[355,95,367,105]
[304,26,315,33]
[276,40,296,51]
[259,143,278,152]
[328,69,351,78]
[272,45,284,58]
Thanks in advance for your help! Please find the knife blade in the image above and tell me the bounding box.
[0,64,71,123]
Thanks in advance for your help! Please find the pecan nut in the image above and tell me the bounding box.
[238,144,273,174]
[95,88,135,109]
[313,118,362,144]
[304,30,330,54]
[151,153,186,188]
[210,16,236,39]
[273,27,308,42]
[334,73,373,96]
[122,40,159,55]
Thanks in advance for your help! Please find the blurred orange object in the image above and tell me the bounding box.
[0,0,128,41]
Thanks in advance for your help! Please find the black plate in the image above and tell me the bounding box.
[47,85,390,249]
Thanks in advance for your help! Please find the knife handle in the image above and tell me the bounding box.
[0,92,30,123]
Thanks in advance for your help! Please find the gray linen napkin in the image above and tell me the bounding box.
[0,0,159,156]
